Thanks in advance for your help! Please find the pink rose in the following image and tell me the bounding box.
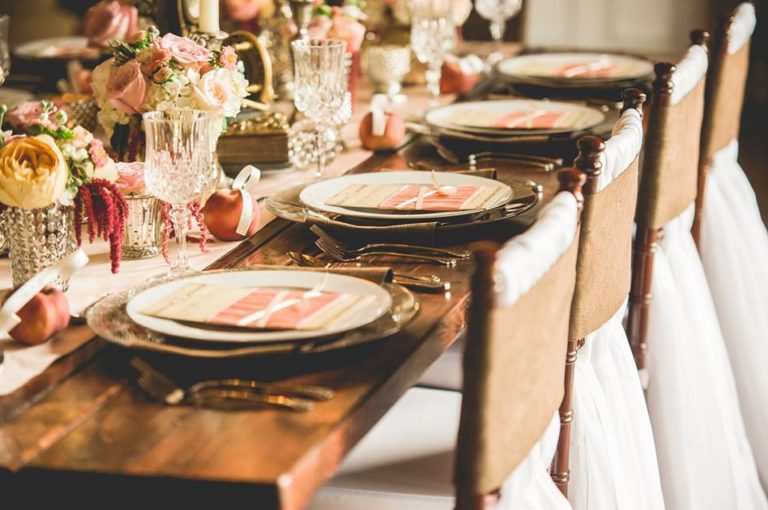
[6,101,58,130]
[116,161,146,193]
[106,60,147,115]
[192,68,235,114]
[157,33,211,67]
[223,0,261,21]
[88,139,110,168]
[70,126,95,150]
[83,0,139,48]
[328,13,366,53]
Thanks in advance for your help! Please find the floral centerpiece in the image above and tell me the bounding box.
[1,102,127,275]
[91,26,249,161]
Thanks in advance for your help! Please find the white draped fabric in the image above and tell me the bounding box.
[700,139,768,490]
[646,204,767,510]
[728,2,756,54]
[669,44,709,106]
[309,389,571,510]
[569,307,666,510]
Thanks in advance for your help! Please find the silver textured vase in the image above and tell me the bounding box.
[4,203,77,289]
[121,194,163,260]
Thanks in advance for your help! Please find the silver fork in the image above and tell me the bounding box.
[309,225,471,259]
[315,237,458,266]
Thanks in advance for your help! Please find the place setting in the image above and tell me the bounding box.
[267,169,543,248]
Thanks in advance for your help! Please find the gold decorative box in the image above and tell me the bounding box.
[217,111,291,172]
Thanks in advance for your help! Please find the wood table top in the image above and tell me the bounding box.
[0,135,559,509]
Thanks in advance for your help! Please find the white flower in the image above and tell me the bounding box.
[58,187,76,207]
[191,68,248,118]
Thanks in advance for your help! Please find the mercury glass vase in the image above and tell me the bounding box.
[4,203,77,290]
[121,194,163,260]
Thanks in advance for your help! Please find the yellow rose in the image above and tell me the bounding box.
[0,135,68,209]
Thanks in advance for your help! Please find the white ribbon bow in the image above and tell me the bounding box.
[0,249,89,336]
[232,165,261,236]
[370,94,391,137]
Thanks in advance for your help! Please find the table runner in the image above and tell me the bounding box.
[0,83,437,395]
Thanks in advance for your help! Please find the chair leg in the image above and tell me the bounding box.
[454,490,500,510]
[627,228,662,374]
[551,336,580,496]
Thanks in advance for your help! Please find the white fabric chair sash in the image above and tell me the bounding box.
[728,2,756,54]
[647,204,768,509]
[597,108,643,191]
[670,44,709,105]
[701,139,768,491]
[496,192,578,305]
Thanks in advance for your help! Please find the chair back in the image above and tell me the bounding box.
[629,32,709,371]
[701,1,755,162]
[545,89,646,496]
[637,32,710,231]
[569,88,646,342]
[454,171,585,509]
[693,1,755,243]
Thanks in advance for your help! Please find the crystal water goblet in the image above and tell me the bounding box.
[291,38,348,177]
[475,0,523,65]
[367,45,412,101]
[143,109,222,275]
[409,0,455,107]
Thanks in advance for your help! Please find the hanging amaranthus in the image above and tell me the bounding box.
[74,179,128,273]
[159,200,209,264]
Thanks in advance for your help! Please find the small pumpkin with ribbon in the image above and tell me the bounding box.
[202,166,262,242]
[0,250,88,345]
[359,94,406,152]
[440,54,485,95]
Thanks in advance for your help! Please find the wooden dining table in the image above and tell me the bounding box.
[0,41,665,508]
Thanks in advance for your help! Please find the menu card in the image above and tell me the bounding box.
[447,108,579,130]
[326,183,508,212]
[140,283,374,331]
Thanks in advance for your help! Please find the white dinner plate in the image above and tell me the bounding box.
[126,270,393,343]
[425,99,605,136]
[14,36,100,60]
[496,52,654,83]
[300,171,513,221]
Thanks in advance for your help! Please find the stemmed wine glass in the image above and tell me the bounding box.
[409,0,455,107]
[143,109,222,275]
[291,39,348,177]
[475,0,523,65]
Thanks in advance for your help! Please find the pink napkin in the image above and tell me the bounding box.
[556,61,618,78]
[379,185,482,211]
[208,288,344,330]
[492,111,567,129]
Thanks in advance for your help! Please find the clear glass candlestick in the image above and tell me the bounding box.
[475,0,523,65]
[143,109,221,275]
[291,39,348,177]
[409,0,455,107]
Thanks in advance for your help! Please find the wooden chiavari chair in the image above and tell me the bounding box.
[691,1,768,490]
[549,89,664,509]
[309,172,585,510]
[627,30,767,509]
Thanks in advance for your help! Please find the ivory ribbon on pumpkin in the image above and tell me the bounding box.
[231,165,261,236]
[370,94,390,137]
[0,249,89,335]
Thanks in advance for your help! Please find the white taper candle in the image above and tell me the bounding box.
[199,0,220,33]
